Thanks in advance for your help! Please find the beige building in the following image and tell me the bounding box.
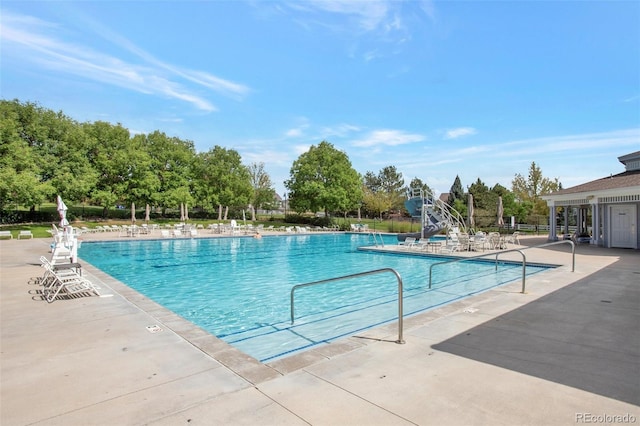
[542,151,640,249]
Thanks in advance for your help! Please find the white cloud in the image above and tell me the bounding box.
[294,144,312,155]
[319,123,361,138]
[0,10,249,112]
[291,0,390,32]
[285,128,304,138]
[444,127,477,139]
[486,128,640,159]
[351,129,425,147]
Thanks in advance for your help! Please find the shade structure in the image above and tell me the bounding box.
[145,204,150,223]
[180,203,185,221]
[468,193,475,228]
[57,195,69,227]
[131,202,136,224]
[497,196,505,226]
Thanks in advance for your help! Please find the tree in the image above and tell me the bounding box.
[194,146,251,220]
[84,121,133,216]
[361,166,406,219]
[248,162,276,220]
[447,175,464,206]
[285,141,362,217]
[512,162,561,219]
[0,100,54,210]
[144,131,195,215]
[406,177,432,198]
[378,166,405,212]
[125,134,160,212]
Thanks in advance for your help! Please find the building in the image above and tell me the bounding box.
[541,151,640,249]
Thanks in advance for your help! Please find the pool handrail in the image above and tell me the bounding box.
[369,231,385,247]
[428,240,575,294]
[290,267,405,344]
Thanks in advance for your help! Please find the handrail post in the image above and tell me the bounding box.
[291,268,405,344]
[429,239,575,294]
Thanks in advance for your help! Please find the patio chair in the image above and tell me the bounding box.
[440,232,460,253]
[398,237,417,247]
[40,260,100,302]
[505,232,521,246]
[472,232,487,251]
[413,238,431,250]
[18,230,33,239]
[43,274,100,303]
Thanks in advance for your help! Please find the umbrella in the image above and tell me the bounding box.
[131,202,136,224]
[57,195,69,227]
[184,203,189,221]
[180,203,185,221]
[497,196,505,226]
[145,204,150,223]
[468,193,475,228]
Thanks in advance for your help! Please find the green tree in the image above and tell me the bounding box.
[84,121,133,217]
[447,175,464,206]
[378,166,405,212]
[361,167,406,219]
[512,162,561,220]
[194,146,251,220]
[285,141,362,217]
[124,134,159,213]
[0,100,54,210]
[248,162,276,220]
[144,131,195,215]
[362,171,387,219]
[406,177,432,199]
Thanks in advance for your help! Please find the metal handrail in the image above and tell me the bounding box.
[290,268,405,344]
[369,231,385,247]
[428,240,575,294]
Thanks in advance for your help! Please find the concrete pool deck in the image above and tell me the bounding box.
[1,232,638,425]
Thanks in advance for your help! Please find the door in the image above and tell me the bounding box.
[610,204,637,248]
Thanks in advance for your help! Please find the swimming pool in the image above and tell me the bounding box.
[78,233,551,362]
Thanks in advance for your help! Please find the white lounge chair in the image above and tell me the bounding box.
[413,238,431,250]
[398,237,416,247]
[18,230,33,239]
[39,260,100,303]
[440,233,460,253]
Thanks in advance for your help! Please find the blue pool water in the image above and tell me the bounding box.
[78,233,550,361]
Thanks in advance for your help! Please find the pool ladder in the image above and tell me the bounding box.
[369,231,385,247]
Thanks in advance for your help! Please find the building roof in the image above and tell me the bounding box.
[544,150,640,198]
[549,169,640,196]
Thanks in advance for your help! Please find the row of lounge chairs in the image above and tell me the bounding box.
[0,230,33,239]
[399,231,522,253]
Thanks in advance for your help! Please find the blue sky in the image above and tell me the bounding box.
[1,1,639,197]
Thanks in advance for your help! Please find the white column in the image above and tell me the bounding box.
[591,201,600,246]
[548,202,557,241]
